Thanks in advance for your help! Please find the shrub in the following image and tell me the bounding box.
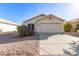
[76,24,79,30]
[17,25,28,36]
[27,30,34,36]
[64,23,72,32]
[76,21,79,30]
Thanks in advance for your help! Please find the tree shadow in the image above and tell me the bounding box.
[63,41,79,56]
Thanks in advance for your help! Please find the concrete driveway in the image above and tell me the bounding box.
[39,33,79,56]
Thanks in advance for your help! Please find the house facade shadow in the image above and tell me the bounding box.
[38,33,63,40]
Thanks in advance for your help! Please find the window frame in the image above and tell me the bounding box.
[28,24,34,31]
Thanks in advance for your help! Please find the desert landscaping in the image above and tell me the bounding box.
[0,31,79,55]
[0,31,39,56]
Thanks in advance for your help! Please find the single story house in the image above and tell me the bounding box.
[69,18,79,32]
[0,19,18,33]
[23,14,65,33]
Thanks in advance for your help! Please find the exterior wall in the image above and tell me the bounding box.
[23,15,64,33]
[24,16,46,24]
[0,23,17,33]
[37,17,63,24]
[23,16,46,32]
[70,22,77,32]
[36,17,64,33]
[37,23,63,33]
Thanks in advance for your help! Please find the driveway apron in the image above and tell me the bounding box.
[39,33,79,56]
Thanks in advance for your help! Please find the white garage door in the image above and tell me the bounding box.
[37,23,63,33]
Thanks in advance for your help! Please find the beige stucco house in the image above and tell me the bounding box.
[0,19,18,33]
[69,18,79,32]
[23,14,65,33]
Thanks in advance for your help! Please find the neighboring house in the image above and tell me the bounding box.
[23,14,65,33]
[69,18,79,32]
[0,19,18,33]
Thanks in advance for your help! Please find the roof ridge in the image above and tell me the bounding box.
[23,13,47,23]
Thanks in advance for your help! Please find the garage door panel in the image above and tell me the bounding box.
[38,23,62,33]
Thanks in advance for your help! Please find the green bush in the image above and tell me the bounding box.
[76,24,79,30]
[64,23,72,32]
[17,25,28,36]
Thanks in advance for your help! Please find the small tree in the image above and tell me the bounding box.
[64,23,72,32]
[17,25,28,36]
[76,21,79,30]
[76,24,79,30]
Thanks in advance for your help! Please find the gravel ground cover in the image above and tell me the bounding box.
[0,31,39,56]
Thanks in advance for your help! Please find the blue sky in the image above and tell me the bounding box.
[0,3,79,23]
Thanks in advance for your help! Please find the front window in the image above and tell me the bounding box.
[28,24,34,31]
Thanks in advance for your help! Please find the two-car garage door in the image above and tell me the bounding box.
[37,23,63,33]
